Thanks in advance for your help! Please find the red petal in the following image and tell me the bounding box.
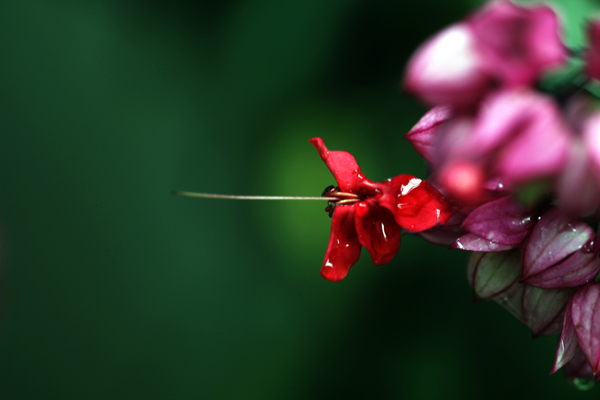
[379,175,452,232]
[309,137,361,193]
[320,205,362,281]
[354,201,401,265]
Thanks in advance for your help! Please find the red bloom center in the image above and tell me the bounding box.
[310,137,452,281]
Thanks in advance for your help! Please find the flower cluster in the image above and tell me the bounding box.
[400,0,600,387]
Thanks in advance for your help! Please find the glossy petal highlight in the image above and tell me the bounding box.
[551,298,578,374]
[385,175,452,232]
[354,201,401,265]
[320,206,362,282]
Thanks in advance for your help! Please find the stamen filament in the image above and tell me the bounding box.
[173,190,339,201]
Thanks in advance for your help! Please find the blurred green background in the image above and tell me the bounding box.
[0,0,599,398]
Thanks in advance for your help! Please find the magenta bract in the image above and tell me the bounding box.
[452,196,534,252]
[571,283,600,378]
[464,90,571,184]
[521,207,597,288]
[553,283,600,380]
[552,297,579,374]
[461,196,534,246]
[405,106,453,163]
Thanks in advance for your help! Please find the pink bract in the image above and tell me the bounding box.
[521,207,598,289]
[469,0,567,86]
[553,283,600,379]
[464,90,571,184]
[404,105,453,163]
[451,196,535,252]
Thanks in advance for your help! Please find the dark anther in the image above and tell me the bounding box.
[325,204,334,218]
[321,185,337,197]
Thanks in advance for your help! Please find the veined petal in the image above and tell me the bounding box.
[378,175,452,232]
[522,285,574,337]
[309,137,360,193]
[551,298,578,374]
[522,207,595,281]
[467,250,521,300]
[320,205,362,282]
[525,249,600,290]
[461,196,534,246]
[571,283,600,378]
[354,201,401,265]
[493,280,526,323]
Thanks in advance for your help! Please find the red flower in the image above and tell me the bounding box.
[310,138,452,281]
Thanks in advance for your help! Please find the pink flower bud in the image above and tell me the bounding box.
[584,113,600,187]
[469,0,567,86]
[438,160,485,205]
[464,90,571,184]
[557,139,600,215]
[404,24,489,108]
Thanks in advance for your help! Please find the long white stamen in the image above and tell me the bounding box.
[173,191,339,201]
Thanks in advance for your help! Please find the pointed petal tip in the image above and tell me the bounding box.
[320,267,347,282]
